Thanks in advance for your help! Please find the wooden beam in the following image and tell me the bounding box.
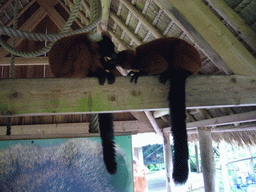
[0,120,152,138]
[162,0,256,75]
[37,0,72,31]
[100,0,111,30]
[120,0,163,38]
[0,75,256,117]
[0,0,14,13]
[145,111,162,135]
[188,123,256,134]
[207,0,256,52]
[81,0,90,17]
[57,0,87,27]
[109,11,142,45]
[0,131,131,140]
[0,7,47,60]
[107,29,130,50]
[0,57,49,66]
[65,0,89,25]
[187,110,256,129]
[5,0,37,27]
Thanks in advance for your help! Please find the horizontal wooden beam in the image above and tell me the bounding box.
[186,123,256,134]
[187,110,256,129]
[0,132,131,141]
[0,120,152,140]
[163,112,256,133]
[0,75,255,117]
[0,57,49,66]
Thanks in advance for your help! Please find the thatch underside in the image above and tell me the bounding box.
[188,131,256,147]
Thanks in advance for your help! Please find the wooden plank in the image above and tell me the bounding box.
[208,0,256,52]
[120,0,163,38]
[0,75,256,117]
[163,0,256,75]
[5,0,36,27]
[109,11,142,45]
[145,111,162,135]
[187,111,256,129]
[0,132,131,140]
[100,0,111,30]
[108,29,130,50]
[37,0,72,31]
[58,0,87,27]
[187,123,256,134]
[0,7,47,60]
[0,120,150,139]
[0,57,49,66]
[0,0,13,13]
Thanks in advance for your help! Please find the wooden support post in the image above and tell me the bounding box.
[133,147,144,164]
[219,142,230,192]
[195,143,201,173]
[163,132,174,192]
[248,147,256,181]
[198,127,216,192]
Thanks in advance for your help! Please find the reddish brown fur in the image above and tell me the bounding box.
[49,33,104,78]
[118,37,201,74]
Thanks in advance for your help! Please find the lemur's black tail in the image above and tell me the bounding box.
[169,69,191,184]
[99,113,117,174]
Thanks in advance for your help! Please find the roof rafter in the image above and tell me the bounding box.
[0,7,47,60]
[37,0,72,31]
[162,0,256,76]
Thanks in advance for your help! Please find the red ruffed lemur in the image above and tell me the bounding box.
[109,37,202,184]
[49,32,117,174]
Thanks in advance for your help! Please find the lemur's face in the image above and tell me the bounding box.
[97,35,116,58]
[108,50,135,69]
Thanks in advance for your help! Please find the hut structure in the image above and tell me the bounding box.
[0,0,256,191]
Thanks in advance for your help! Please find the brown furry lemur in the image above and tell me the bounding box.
[49,32,117,174]
[108,37,202,184]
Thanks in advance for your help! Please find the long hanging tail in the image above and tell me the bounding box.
[169,69,192,184]
[98,113,117,174]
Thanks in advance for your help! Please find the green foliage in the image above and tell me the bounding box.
[146,163,165,172]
